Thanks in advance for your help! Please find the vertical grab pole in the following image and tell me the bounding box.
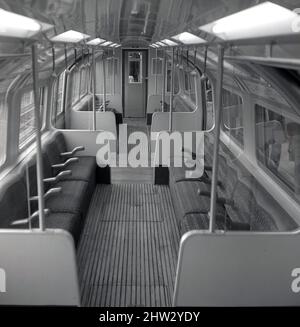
[155,48,158,95]
[169,47,175,132]
[209,45,225,233]
[31,43,45,231]
[92,47,96,130]
[102,53,107,112]
[161,50,166,112]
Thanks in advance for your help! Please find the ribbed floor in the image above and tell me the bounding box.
[77,184,180,307]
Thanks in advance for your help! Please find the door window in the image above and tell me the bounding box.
[128,52,142,83]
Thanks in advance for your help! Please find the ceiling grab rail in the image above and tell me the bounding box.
[168,47,175,132]
[161,49,166,112]
[102,51,107,112]
[31,43,46,231]
[209,45,224,233]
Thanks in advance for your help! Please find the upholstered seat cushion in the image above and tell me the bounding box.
[169,166,210,184]
[32,212,82,245]
[0,175,28,229]
[180,213,250,237]
[45,180,89,216]
[61,156,96,182]
[174,180,213,217]
[180,213,227,236]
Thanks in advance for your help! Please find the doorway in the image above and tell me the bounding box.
[123,49,148,118]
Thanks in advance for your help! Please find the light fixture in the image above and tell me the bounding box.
[156,41,166,47]
[161,39,178,46]
[199,2,299,40]
[86,37,106,46]
[40,22,54,33]
[109,43,117,47]
[0,8,42,39]
[50,30,90,43]
[114,44,121,48]
[101,41,113,46]
[171,32,206,44]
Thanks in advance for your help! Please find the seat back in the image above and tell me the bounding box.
[174,230,300,306]
[0,173,28,229]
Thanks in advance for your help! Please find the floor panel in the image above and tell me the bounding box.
[77,184,180,307]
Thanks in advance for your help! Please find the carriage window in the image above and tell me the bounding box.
[72,69,80,104]
[184,72,191,91]
[19,90,36,148]
[56,73,64,114]
[166,61,179,94]
[204,78,214,130]
[222,89,244,147]
[152,57,163,75]
[52,73,64,122]
[106,58,118,94]
[79,68,86,98]
[128,52,142,83]
[0,96,7,165]
[255,104,300,200]
[184,71,196,103]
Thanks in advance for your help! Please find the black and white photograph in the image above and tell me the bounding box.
[0,0,300,320]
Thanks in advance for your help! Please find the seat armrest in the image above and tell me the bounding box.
[60,146,85,157]
[43,170,72,184]
[11,209,50,226]
[52,158,79,169]
[31,187,62,201]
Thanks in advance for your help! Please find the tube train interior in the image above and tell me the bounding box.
[0,0,300,307]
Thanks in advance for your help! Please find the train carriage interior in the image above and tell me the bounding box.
[0,0,300,307]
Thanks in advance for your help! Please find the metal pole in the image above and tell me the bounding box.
[161,50,166,112]
[155,49,158,95]
[92,47,96,130]
[102,54,107,112]
[169,47,175,132]
[209,45,224,233]
[31,43,45,231]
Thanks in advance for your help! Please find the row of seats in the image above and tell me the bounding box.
[169,132,298,237]
[0,132,97,245]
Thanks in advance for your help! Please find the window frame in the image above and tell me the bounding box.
[18,85,47,151]
[0,92,8,166]
[51,72,65,124]
[221,87,244,149]
[254,100,300,201]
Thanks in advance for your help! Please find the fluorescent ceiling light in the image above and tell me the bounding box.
[156,41,166,47]
[50,30,90,43]
[109,43,117,47]
[172,32,206,44]
[101,41,113,46]
[86,37,106,46]
[0,8,41,39]
[161,39,178,46]
[114,44,121,48]
[40,22,54,33]
[199,2,299,40]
